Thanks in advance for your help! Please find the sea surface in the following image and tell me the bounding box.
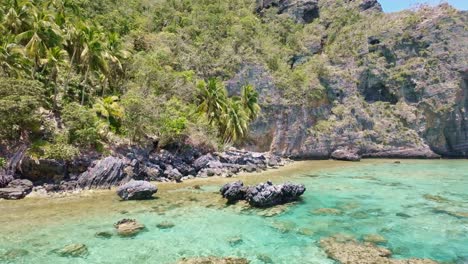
[0,160,467,263]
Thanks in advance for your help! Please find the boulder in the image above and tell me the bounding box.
[331,148,361,162]
[164,168,183,182]
[114,219,145,237]
[78,156,131,189]
[177,257,250,264]
[19,157,65,183]
[193,154,217,171]
[55,244,88,257]
[220,181,247,203]
[117,180,157,200]
[0,179,33,200]
[246,181,306,207]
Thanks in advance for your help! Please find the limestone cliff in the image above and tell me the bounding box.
[229,2,468,158]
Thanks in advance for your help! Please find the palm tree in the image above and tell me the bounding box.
[197,78,227,125]
[105,32,129,94]
[0,36,30,77]
[79,24,109,105]
[41,46,68,109]
[240,84,260,119]
[221,98,249,144]
[15,5,62,77]
[93,95,124,132]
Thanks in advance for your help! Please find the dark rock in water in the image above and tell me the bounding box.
[117,180,157,200]
[331,148,361,162]
[156,221,175,229]
[114,219,145,237]
[220,181,247,203]
[227,236,243,246]
[95,231,113,239]
[246,181,306,208]
[177,256,250,264]
[0,179,33,199]
[396,212,411,218]
[78,156,131,189]
[55,244,88,257]
[394,161,401,164]
[257,254,273,263]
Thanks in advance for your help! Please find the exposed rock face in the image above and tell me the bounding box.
[220,181,247,203]
[114,219,145,237]
[256,0,320,24]
[19,157,65,183]
[177,257,250,264]
[78,156,133,189]
[229,5,468,159]
[0,179,33,199]
[331,148,361,161]
[246,181,306,207]
[117,180,157,200]
[0,173,14,188]
[320,236,438,264]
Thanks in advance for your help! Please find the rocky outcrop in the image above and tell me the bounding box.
[114,219,145,237]
[246,181,306,207]
[177,257,250,264]
[117,180,157,200]
[220,180,306,207]
[320,236,438,264]
[77,156,133,189]
[256,0,320,24]
[0,179,33,199]
[331,148,361,161]
[0,172,14,188]
[19,157,65,183]
[220,181,247,203]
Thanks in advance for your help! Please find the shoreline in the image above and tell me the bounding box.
[7,158,453,201]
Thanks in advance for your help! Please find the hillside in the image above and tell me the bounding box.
[0,0,467,163]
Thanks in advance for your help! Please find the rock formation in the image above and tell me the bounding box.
[116,180,157,200]
[220,180,306,207]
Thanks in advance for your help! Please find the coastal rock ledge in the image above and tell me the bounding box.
[220,181,306,207]
[117,180,157,200]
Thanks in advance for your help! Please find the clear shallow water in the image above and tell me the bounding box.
[0,160,467,263]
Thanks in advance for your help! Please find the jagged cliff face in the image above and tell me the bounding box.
[228,2,468,158]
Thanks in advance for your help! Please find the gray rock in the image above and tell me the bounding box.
[55,244,88,258]
[0,173,14,188]
[117,180,157,200]
[220,181,247,203]
[246,181,306,208]
[78,156,131,189]
[0,179,33,200]
[331,148,361,162]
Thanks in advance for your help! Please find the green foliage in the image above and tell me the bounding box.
[42,133,80,161]
[0,157,6,168]
[0,78,45,139]
[93,96,124,132]
[62,102,100,147]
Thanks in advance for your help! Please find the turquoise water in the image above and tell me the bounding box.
[0,160,467,263]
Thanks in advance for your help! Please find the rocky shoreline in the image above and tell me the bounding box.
[0,146,291,200]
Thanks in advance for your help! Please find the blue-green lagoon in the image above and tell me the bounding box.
[0,160,467,263]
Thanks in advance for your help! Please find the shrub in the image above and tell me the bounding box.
[0,78,45,140]
[62,103,100,147]
[0,157,6,168]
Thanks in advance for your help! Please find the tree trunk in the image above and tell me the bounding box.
[81,66,89,105]
[63,47,77,95]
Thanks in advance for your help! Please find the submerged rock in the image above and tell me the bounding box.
[95,231,113,239]
[246,181,306,207]
[363,234,387,244]
[114,219,145,237]
[177,256,250,264]
[220,181,247,203]
[117,180,157,200]
[313,208,343,215]
[423,194,449,203]
[227,236,243,246]
[55,244,88,257]
[331,148,361,162]
[156,221,175,229]
[320,236,438,264]
[1,249,29,260]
